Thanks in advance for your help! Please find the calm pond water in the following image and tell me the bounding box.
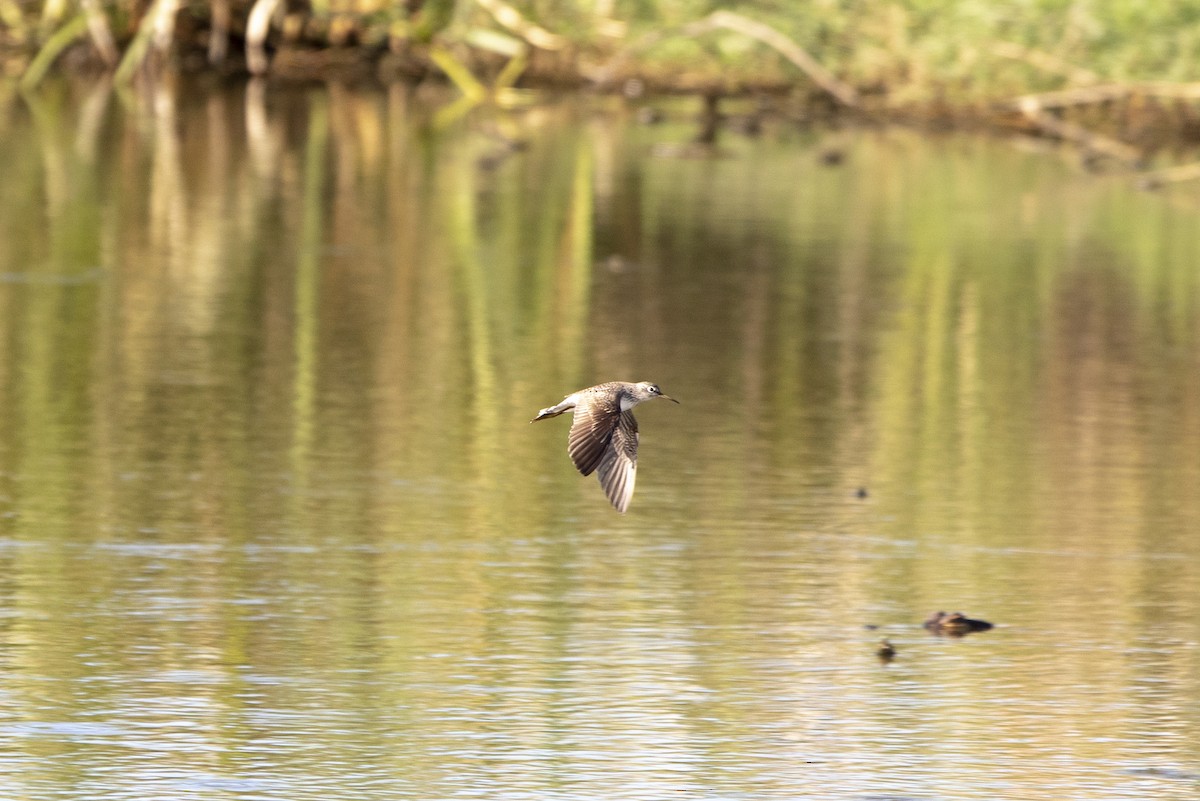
[2,79,1200,800]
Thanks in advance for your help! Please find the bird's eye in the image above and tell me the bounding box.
[649,385,659,394]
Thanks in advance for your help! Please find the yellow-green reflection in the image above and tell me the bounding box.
[0,83,1198,800]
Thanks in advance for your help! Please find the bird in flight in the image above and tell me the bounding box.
[531,381,679,512]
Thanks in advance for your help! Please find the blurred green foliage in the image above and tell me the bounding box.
[2,1,1200,99]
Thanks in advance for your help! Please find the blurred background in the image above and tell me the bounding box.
[3,3,1200,800]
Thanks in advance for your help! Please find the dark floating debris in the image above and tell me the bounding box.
[726,113,764,137]
[855,486,869,499]
[923,610,993,636]
[635,106,664,125]
[876,638,897,662]
[818,148,845,166]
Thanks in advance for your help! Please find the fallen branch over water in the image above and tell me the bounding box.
[1016,95,1143,166]
[592,9,858,107]
[681,11,859,107]
[1010,81,1200,110]
[1001,80,1200,168]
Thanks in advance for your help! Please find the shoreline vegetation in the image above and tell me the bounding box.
[5,1,1200,181]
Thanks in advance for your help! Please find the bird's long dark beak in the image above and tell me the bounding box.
[660,394,680,404]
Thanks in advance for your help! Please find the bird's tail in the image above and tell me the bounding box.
[530,404,569,423]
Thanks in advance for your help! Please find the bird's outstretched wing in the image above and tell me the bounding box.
[596,411,639,513]
[567,393,623,476]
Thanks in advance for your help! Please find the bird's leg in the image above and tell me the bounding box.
[530,400,575,423]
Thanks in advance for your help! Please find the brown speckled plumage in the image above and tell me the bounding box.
[532,381,678,513]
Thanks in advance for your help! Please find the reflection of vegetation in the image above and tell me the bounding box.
[2,85,1200,788]
[289,90,327,487]
[4,85,1200,540]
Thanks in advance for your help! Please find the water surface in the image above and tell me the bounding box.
[1,81,1199,800]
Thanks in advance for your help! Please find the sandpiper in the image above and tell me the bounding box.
[531,381,679,513]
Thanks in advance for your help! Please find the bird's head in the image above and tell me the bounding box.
[635,382,679,404]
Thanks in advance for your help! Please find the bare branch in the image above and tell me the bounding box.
[1010,82,1200,111]
[1016,96,1141,165]
[685,11,858,107]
